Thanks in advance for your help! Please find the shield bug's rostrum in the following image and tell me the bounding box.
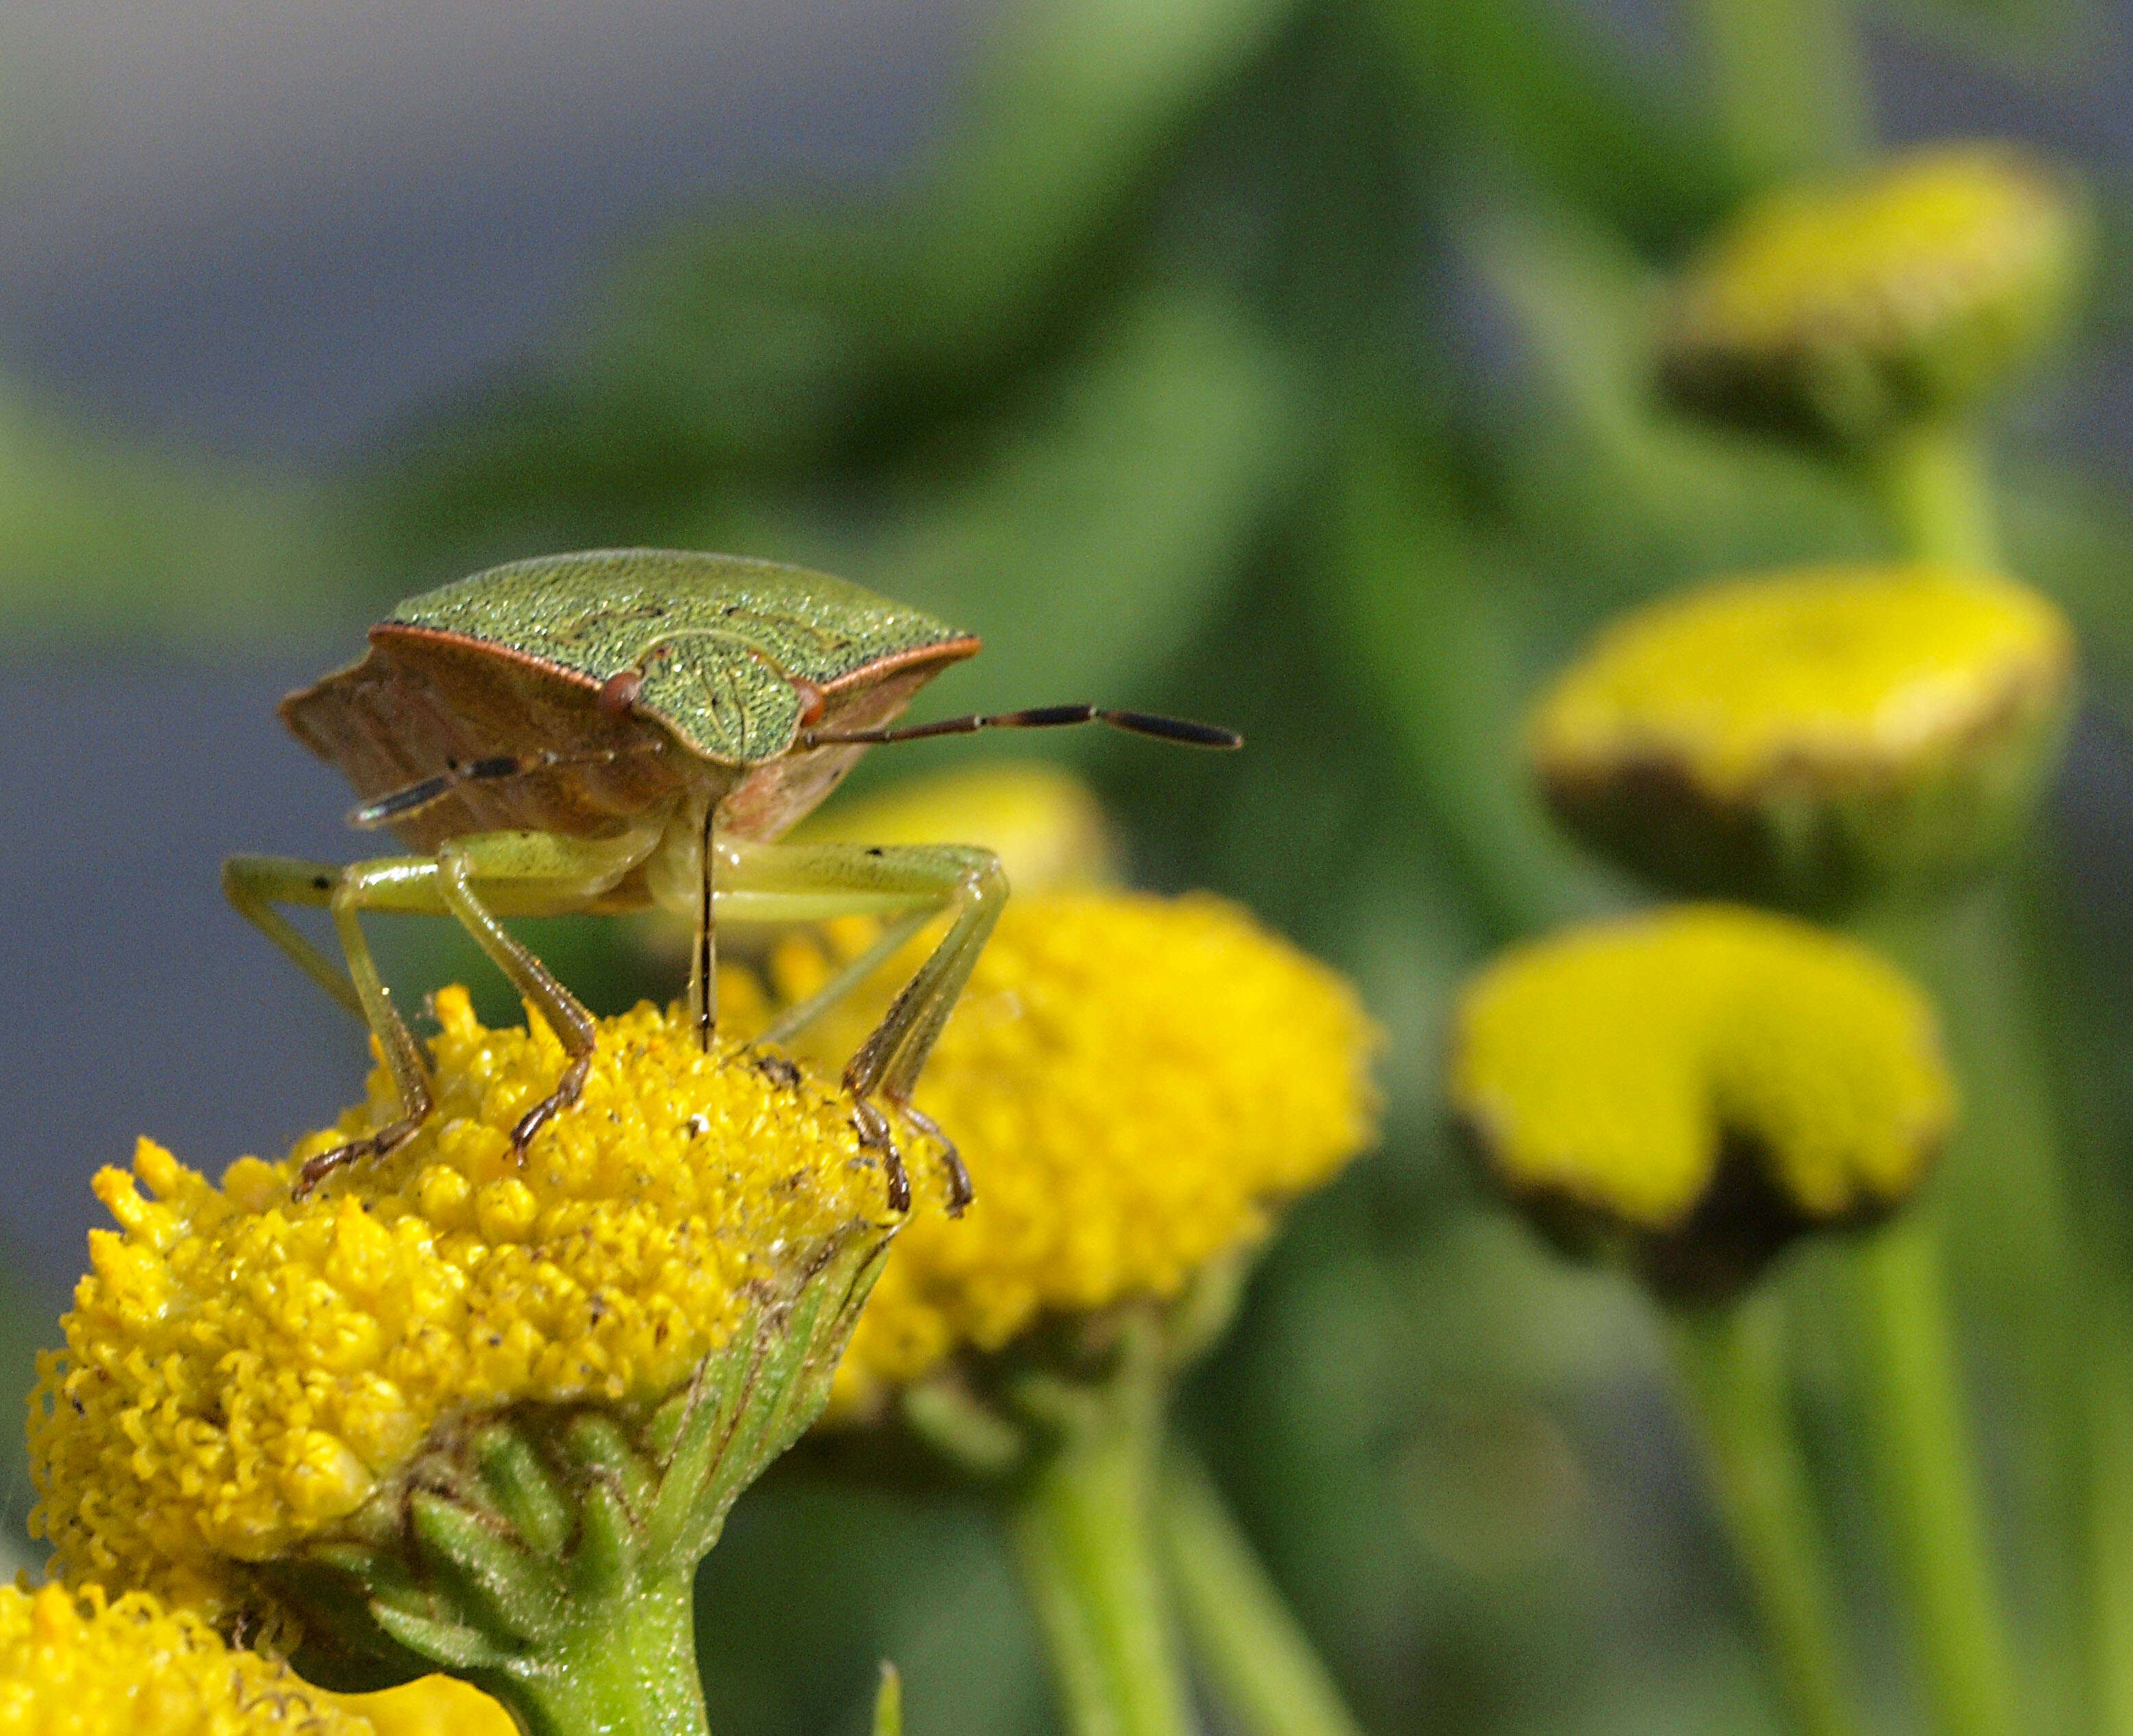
[225,549,1240,1207]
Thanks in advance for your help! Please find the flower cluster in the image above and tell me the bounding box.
[30,989,893,1628]
[0,1580,365,1734]
[1450,905,1954,1296]
[759,891,1381,1411]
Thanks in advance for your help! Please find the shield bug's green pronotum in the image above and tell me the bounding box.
[226,548,1240,1206]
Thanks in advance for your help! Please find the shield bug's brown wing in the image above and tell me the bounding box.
[280,628,692,851]
[384,549,981,766]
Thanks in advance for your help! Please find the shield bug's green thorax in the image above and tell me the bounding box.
[386,549,976,766]
[226,547,1240,1210]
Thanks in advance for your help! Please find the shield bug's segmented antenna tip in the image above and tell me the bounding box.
[1097,710,1243,749]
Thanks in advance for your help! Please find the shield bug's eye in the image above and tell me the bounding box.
[600,669,644,715]
[792,678,828,728]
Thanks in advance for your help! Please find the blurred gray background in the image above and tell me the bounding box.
[1,0,2130,1306]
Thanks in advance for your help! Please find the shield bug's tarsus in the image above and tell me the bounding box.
[224,549,1240,1208]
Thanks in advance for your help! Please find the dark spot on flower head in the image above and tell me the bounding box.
[753,1054,801,1089]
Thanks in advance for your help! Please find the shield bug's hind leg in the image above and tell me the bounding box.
[718,840,1007,1214]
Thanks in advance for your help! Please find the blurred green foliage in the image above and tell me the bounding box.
[9,0,2133,1729]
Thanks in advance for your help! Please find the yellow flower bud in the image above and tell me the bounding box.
[0,1580,367,1733]
[793,762,1120,893]
[31,989,898,1646]
[757,891,1381,1416]
[1528,562,2073,910]
[1449,906,1954,1298]
[1660,142,2084,447]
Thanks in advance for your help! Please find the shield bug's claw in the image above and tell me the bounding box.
[850,1097,911,1214]
[510,1053,594,1155]
[750,1051,802,1090]
[889,1098,971,1217]
[293,1118,425,1200]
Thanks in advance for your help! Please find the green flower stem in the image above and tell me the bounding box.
[1157,1450,1367,1736]
[1849,1211,2019,1736]
[1665,1293,1868,1736]
[490,1569,708,1736]
[2088,1297,2133,1736]
[1690,0,1869,182]
[1007,1327,1197,1736]
[1870,421,2001,569]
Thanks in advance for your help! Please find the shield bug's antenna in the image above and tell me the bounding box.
[800,705,1243,750]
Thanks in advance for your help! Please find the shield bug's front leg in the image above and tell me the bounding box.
[717,840,1007,1213]
[224,830,653,1193]
[432,830,655,1150]
[225,852,442,1194]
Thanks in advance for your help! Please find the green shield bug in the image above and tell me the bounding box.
[225,548,1239,1207]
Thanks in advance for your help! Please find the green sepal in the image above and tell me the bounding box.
[475,1421,572,1559]
[409,1489,564,1645]
[258,1217,896,1729]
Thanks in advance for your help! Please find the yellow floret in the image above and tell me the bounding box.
[0,1580,367,1734]
[1531,564,2069,796]
[1529,563,2073,906]
[1449,906,1953,1293]
[31,991,894,1627]
[1662,142,2082,443]
[766,892,1379,1413]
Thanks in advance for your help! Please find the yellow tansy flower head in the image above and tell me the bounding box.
[1449,906,1954,1299]
[31,989,897,1650]
[0,1580,367,1734]
[1528,562,2073,911]
[1660,142,2084,446]
[763,891,1379,1417]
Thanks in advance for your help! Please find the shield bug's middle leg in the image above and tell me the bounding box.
[716,839,1007,1214]
[224,828,656,1193]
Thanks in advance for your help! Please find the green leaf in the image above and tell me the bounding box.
[1468,207,1881,595]
[0,383,347,645]
[716,290,1306,730]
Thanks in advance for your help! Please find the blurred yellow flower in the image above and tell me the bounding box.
[326,1676,513,1736]
[0,1580,365,1734]
[31,989,896,1630]
[1450,906,1953,1296]
[1529,562,2073,907]
[767,891,1379,1413]
[792,762,1120,892]
[1660,142,2083,445]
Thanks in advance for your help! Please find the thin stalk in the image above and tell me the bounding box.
[487,1568,708,1736]
[1848,1212,2019,1736]
[1158,1450,1366,1736]
[1007,1337,1196,1736]
[1869,421,2001,569]
[1666,1293,1869,1736]
[1690,0,1870,182]
[2088,1299,2133,1736]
